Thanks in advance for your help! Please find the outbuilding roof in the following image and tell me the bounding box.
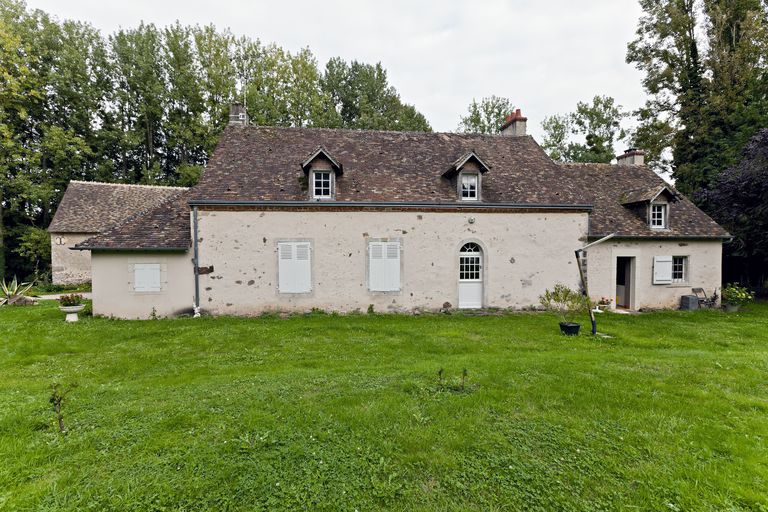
[74,191,191,251]
[48,181,187,233]
[562,163,729,239]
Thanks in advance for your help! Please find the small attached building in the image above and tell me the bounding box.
[48,181,187,284]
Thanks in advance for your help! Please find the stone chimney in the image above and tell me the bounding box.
[616,148,645,166]
[500,109,527,136]
[228,102,248,126]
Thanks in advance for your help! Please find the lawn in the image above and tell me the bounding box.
[1,302,767,511]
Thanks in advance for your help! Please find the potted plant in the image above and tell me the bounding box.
[59,294,85,322]
[539,283,589,335]
[721,283,754,312]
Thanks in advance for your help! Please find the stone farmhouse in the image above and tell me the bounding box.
[50,106,729,319]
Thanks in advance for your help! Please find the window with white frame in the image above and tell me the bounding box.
[650,203,667,228]
[312,171,332,199]
[672,256,688,283]
[134,263,161,292]
[368,240,401,292]
[278,241,312,293]
[460,173,479,200]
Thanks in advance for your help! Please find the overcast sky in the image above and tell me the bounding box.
[27,0,647,141]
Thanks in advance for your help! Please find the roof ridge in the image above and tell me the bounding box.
[69,180,189,190]
[236,124,536,141]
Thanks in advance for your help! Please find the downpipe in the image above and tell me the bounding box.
[192,206,200,317]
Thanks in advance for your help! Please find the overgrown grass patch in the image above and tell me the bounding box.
[1,302,767,510]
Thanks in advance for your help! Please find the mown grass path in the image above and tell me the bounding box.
[1,302,767,510]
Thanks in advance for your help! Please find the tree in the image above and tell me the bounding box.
[457,96,514,134]
[319,58,431,131]
[541,96,627,163]
[702,129,768,286]
[627,0,768,195]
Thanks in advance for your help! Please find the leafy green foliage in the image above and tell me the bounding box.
[627,0,768,191]
[1,302,767,509]
[541,96,627,163]
[702,129,768,285]
[721,283,754,306]
[539,283,589,323]
[457,96,514,134]
[0,1,431,280]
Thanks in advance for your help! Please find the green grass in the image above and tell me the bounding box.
[27,282,92,297]
[1,302,767,511]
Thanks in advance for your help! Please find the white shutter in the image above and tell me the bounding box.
[653,255,673,284]
[278,242,311,293]
[369,241,400,291]
[134,263,161,292]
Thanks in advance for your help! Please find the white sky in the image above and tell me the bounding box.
[26,0,647,141]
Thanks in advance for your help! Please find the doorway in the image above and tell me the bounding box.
[616,256,634,309]
[458,242,483,309]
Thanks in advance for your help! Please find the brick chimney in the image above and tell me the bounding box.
[228,102,248,126]
[616,148,645,166]
[499,109,527,136]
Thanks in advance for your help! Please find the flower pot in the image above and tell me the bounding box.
[723,303,740,313]
[59,304,85,322]
[559,322,581,336]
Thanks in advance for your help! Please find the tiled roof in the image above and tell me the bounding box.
[189,126,584,205]
[75,191,191,251]
[48,181,187,233]
[562,163,730,239]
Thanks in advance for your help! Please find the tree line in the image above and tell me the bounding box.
[0,0,430,280]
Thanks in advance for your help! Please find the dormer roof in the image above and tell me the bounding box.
[443,150,491,177]
[621,185,677,206]
[301,146,343,174]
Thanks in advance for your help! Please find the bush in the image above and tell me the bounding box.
[59,294,84,307]
[539,283,588,324]
[721,283,754,307]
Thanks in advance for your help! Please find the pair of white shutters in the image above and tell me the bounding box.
[653,255,673,284]
[369,241,400,292]
[278,242,312,293]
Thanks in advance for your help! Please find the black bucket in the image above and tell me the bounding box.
[559,322,581,336]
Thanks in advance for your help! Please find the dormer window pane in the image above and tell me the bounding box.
[651,203,667,228]
[313,171,332,199]
[461,174,478,200]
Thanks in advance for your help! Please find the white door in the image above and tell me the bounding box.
[458,243,483,309]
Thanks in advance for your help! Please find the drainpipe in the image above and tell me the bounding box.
[575,233,616,335]
[192,206,200,316]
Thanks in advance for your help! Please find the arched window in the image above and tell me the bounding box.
[460,242,481,253]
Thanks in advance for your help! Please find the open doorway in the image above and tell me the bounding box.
[616,257,634,309]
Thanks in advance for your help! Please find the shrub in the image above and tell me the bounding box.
[721,283,754,307]
[0,277,34,306]
[539,283,589,324]
[59,294,84,307]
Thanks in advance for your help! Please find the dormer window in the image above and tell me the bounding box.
[443,150,490,202]
[302,146,342,201]
[461,173,479,201]
[650,203,667,229]
[312,170,333,199]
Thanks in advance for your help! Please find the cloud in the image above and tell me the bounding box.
[27,0,647,139]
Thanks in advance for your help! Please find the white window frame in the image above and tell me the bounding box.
[312,170,333,200]
[459,172,480,201]
[672,255,688,284]
[277,240,313,294]
[367,239,402,293]
[133,263,162,292]
[650,203,667,229]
